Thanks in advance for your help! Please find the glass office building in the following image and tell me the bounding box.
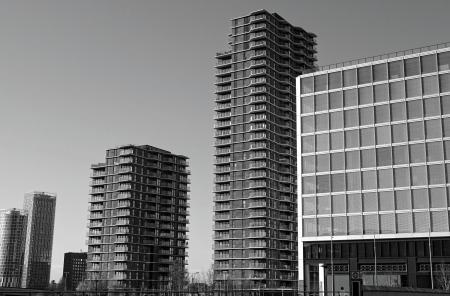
[297,44,450,292]
[86,145,189,290]
[0,208,26,288]
[21,192,56,289]
[214,10,316,290]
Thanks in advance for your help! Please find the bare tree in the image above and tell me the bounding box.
[436,263,450,291]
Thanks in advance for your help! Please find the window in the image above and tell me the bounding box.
[302,156,315,173]
[422,75,439,96]
[330,111,343,130]
[389,60,404,79]
[301,96,314,113]
[316,114,329,131]
[331,173,345,192]
[348,215,363,235]
[361,148,376,168]
[424,96,441,117]
[405,57,420,77]
[373,63,387,82]
[396,190,412,210]
[412,188,428,209]
[363,192,378,212]
[328,72,342,89]
[445,140,450,160]
[317,195,331,213]
[344,89,358,107]
[410,143,426,163]
[438,51,450,71]
[347,172,361,191]
[421,54,437,74]
[361,127,375,147]
[380,214,395,234]
[332,194,346,214]
[406,78,421,98]
[407,99,423,119]
[374,84,389,102]
[315,94,328,111]
[379,191,394,211]
[393,145,409,165]
[411,166,427,186]
[394,167,410,187]
[330,131,344,150]
[318,217,331,236]
[443,96,450,115]
[429,187,446,208]
[302,176,315,194]
[329,91,343,110]
[364,215,379,234]
[362,170,377,190]
[428,164,445,185]
[378,168,393,188]
[303,218,317,236]
[360,106,374,126]
[345,150,360,170]
[390,81,405,100]
[301,77,314,94]
[347,194,362,213]
[359,86,373,104]
[302,135,314,153]
[358,66,372,84]
[397,213,412,233]
[343,69,356,87]
[392,123,407,143]
[445,118,450,137]
[425,119,442,139]
[316,134,329,152]
[345,129,359,148]
[408,121,424,141]
[376,126,391,145]
[333,216,347,235]
[331,152,344,171]
[314,74,327,92]
[431,211,449,232]
[344,109,359,127]
[301,116,314,133]
[303,196,316,215]
[440,73,450,93]
[316,154,330,172]
[377,147,392,166]
[375,104,390,124]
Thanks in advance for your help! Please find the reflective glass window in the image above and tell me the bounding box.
[333,216,347,235]
[302,155,315,174]
[373,63,387,82]
[314,74,327,92]
[404,57,420,77]
[425,119,442,139]
[364,215,379,234]
[410,143,426,163]
[316,154,330,172]
[343,69,356,87]
[392,123,408,143]
[318,217,331,236]
[411,166,427,186]
[303,196,316,215]
[360,106,374,126]
[330,111,343,130]
[377,147,392,166]
[439,73,450,93]
[361,127,375,147]
[389,60,404,79]
[348,215,363,235]
[301,77,313,94]
[328,71,342,90]
[317,195,331,213]
[329,91,343,110]
[301,95,314,114]
[379,191,394,211]
[397,213,412,233]
[393,145,409,165]
[428,164,445,185]
[362,170,377,190]
[406,78,421,98]
[391,102,407,122]
[429,187,446,208]
[442,95,450,115]
[376,126,391,145]
[375,104,390,124]
[394,167,410,187]
[374,84,389,102]
[346,172,361,191]
[390,81,405,100]
[330,131,344,150]
[438,51,450,71]
[422,75,439,96]
[303,218,317,236]
[358,66,372,84]
[344,89,358,107]
[301,116,314,133]
[344,109,359,128]
[424,96,441,117]
[396,190,412,210]
[347,194,362,213]
[302,135,314,153]
[345,129,359,148]
[302,176,315,194]
[316,133,329,152]
[316,175,330,193]
[407,99,423,119]
[316,113,329,131]
[380,214,395,234]
[412,188,428,209]
[331,173,345,192]
[378,168,393,188]
[363,192,378,212]
[331,152,344,171]
[431,211,449,232]
[408,121,424,141]
[359,86,373,105]
[444,118,450,137]
[421,54,437,74]
[346,150,360,170]
[361,148,376,168]
[315,94,328,111]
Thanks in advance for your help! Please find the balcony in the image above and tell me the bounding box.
[90,188,105,194]
[214,112,231,119]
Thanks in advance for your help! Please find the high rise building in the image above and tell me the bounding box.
[0,208,27,288]
[297,43,450,292]
[21,191,57,289]
[214,10,316,290]
[86,145,190,290]
[63,252,87,291]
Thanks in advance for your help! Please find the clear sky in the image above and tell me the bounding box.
[0,0,449,282]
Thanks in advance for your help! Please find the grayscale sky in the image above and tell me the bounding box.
[0,0,449,281]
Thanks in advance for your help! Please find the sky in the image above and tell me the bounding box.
[0,0,449,282]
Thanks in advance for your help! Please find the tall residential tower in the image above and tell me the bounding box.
[21,191,56,289]
[0,208,27,288]
[86,145,190,290]
[297,43,450,292]
[214,10,316,290]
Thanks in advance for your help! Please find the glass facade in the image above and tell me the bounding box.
[214,10,316,289]
[298,48,450,239]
